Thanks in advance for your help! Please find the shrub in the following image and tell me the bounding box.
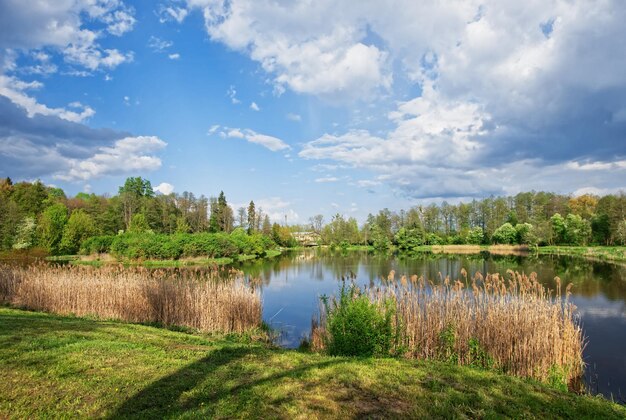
[80,235,115,255]
[492,223,518,244]
[322,283,397,357]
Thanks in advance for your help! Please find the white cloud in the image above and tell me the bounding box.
[250,101,260,111]
[0,1,135,71]
[56,136,167,181]
[158,6,189,23]
[148,36,173,52]
[103,9,137,36]
[218,126,290,151]
[154,182,175,195]
[207,124,220,135]
[227,85,240,104]
[286,113,301,122]
[168,53,180,60]
[0,75,95,122]
[315,176,339,183]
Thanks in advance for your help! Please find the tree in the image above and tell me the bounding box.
[118,177,154,229]
[515,223,537,245]
[12,217,36,250]
[564,214,591,245]
[262,215,271,235]
[60,210,97,254]
[128,213,151,234]
[237,207,247,229]
[175,216,191,234]
[247,201,256,234]
[492,223,518,244]
[466,227,484,245]
[616,220,626,245]
[309,214,324,233]
[394,227,424,251]
[550,214,567,245]
[37,203,68,254]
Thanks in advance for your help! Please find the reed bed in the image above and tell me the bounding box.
[312,270,584,387]
[0,264,261,334]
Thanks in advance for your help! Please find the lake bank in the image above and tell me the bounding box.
[1,307,623,418]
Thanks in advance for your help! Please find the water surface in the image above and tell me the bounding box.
[238,249,626,400]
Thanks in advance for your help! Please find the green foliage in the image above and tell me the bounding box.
[105,231,275,260]
[371,225,391,251]
[60,210,98,254]
[564,214,591,246]
[37,203,68,255]
[466,227,484,245]
[468,338,494,369]
[438,324,458,364]
[550,213,567,244]
[80,235,115,255]
[12,216,37,250]
[394,227,425,251]
[425,233,444,245]
[323,284,397,357]
[515,223,537,245]
[491,223,518,244]
[128,213,151,234]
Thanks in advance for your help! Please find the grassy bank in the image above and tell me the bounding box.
[1,307,624,419]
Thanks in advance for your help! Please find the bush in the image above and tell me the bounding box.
[80,235,115,255]
[105,231,275,260]
[323,283,397,357]
[492,223,518,244]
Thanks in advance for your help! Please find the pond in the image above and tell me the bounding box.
[237,249,626,400]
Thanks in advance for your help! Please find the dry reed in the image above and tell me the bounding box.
[312,270,584,387]
[0,264,261,334]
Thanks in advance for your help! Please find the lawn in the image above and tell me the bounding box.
[1,307,624,418]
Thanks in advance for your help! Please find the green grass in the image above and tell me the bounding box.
[1,308,624,418]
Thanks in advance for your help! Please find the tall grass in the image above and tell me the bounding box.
[312,270,584,388]
[0,264,261,334]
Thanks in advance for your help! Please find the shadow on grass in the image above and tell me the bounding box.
[109,347,343,418]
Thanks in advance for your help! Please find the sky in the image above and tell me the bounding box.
[0,0,625,224]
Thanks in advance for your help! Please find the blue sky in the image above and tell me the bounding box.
[1,1,625,224]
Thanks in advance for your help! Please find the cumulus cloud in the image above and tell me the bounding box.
[0,75,95,122]
[183,0,392,102]
[168,53,180,60]
[0,0,135,71]
[154,182,175,195]
[0,95,166,182]
[218,126,290,151]
[250,101,260,111]
[286,113,301,122]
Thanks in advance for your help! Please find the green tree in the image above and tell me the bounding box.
[394,227,424,251]
[60,210,98,254]
[564,214,591,245]
[492,223,518,244]
[128,213,151,234]
[550,213,567,245]
[515,223,537,245]
[37,203,68,254]
[247,201,256,234]
[466,227,484,245]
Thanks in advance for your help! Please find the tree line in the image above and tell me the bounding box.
[1,176,624,256]
[305,191,626,250]
[0,177,295,256]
